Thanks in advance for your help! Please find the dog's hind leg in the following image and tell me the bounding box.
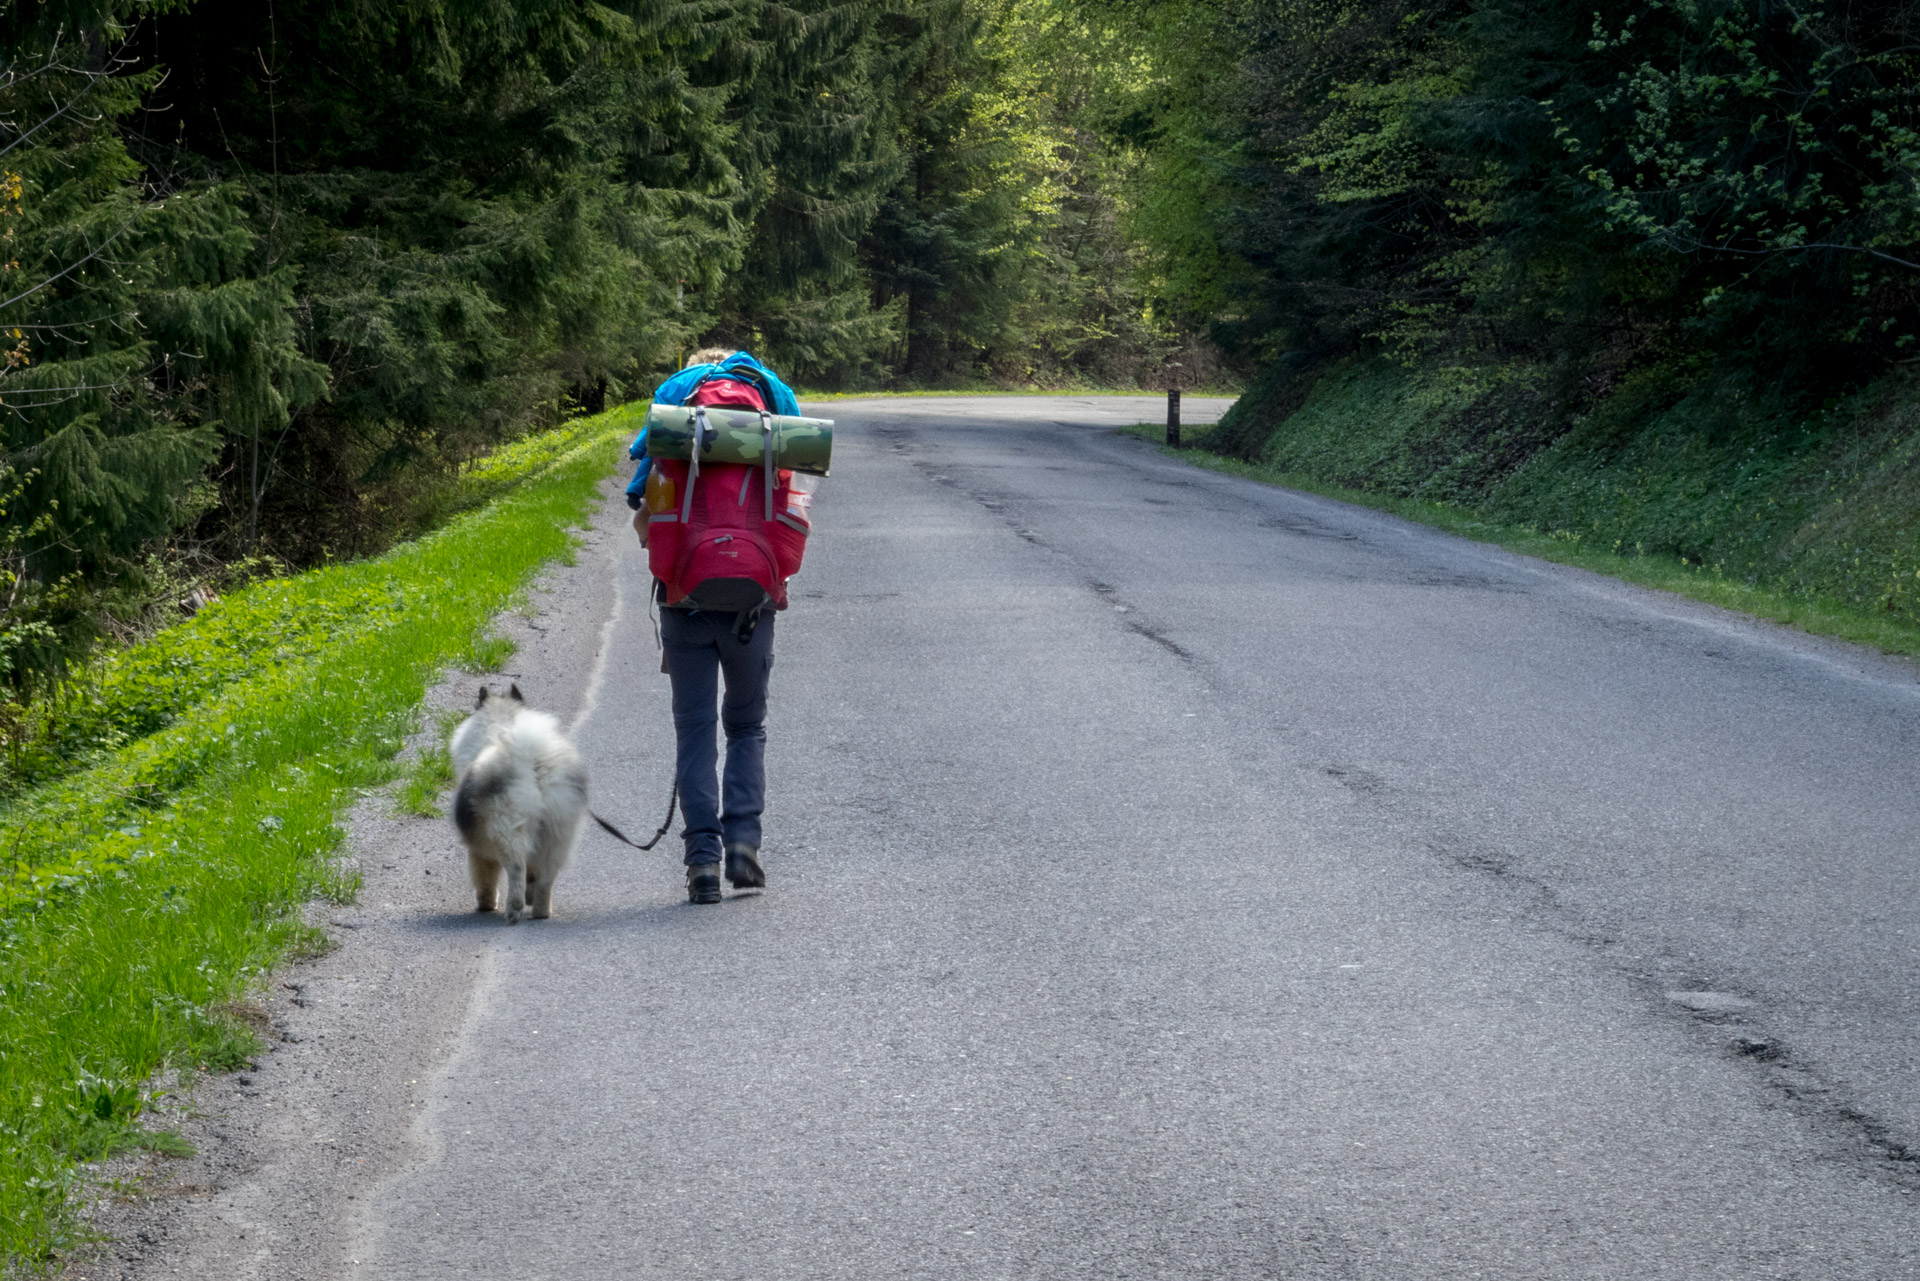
[469,852,501,913]
[502,859,529,924]
[527,824,569,921]
[528,808,580,922]
[527,862,553,919]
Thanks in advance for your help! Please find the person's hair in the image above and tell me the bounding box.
[685,346,734,368]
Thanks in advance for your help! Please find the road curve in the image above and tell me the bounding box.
[156,396,1920,1278]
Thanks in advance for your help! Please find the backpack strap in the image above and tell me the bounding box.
[681,405,709,524]
[760,409,775,521]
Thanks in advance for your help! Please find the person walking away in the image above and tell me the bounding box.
[626,348,815,903]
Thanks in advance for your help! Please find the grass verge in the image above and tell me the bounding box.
[0,412,622,795]
[1127,422,1920,662]
[0,404,637,1274]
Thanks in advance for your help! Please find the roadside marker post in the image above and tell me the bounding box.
[1167,388,1182,448]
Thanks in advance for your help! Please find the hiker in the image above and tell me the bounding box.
[626,348,813,904]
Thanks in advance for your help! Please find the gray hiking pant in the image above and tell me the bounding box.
[659,607,775,866]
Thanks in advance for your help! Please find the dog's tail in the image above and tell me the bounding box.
[592,782,678,852]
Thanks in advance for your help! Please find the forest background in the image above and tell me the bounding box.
[0,0,1227,701]
[7,0,1920,712]
[11,0,1920,1267]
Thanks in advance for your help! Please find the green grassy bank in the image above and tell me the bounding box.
[1177,357,1920,660]
[0,404,638,1274]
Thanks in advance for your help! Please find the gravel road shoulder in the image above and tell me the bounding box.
[63,484,630,1281]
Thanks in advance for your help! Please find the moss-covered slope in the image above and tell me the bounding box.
[1212,357,1920,625]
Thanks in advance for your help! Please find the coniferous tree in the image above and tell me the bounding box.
[703,0,928,386]
[147,0,753,557]
[0,0,1216,688]
[0,9,325,682]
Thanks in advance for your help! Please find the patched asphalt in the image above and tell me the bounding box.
[118,396,1920,1279]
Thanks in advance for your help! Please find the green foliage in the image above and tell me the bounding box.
[0,405,641,796]
[666,0,1214,390]
[1095,0,1920,385]
[1126,0,1920,627]
[146,0,744,561]
[0,28,325,686]
[463,634,517,673]
[705,0,920,382]
[846,0,1206,387]
[395,710,463,819]
[1541,0,1920,365]
[1079,0,1256,333]
[0,0,1220,702]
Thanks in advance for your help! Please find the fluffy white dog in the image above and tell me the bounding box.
[450,684,588,924]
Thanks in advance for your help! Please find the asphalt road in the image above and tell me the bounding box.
[349,395,1920,1278]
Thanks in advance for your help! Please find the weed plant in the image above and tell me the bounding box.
[0,404,638,1271]
[394,710,470,819]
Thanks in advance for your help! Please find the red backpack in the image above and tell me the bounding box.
[640,377,813,618]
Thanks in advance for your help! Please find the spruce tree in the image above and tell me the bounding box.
[0,10,324,683]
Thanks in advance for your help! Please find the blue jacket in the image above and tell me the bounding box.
[626,352,800,506]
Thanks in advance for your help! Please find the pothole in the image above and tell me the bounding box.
[1733,1036,1783,1061]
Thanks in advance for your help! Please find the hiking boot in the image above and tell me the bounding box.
[686,862,723,905]
[724,843,765,890]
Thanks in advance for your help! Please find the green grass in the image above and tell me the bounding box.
[463,633,518,673]
[0,411,624,796]
[1129,420,1920,661]
[116,1128,196,1159]
[394,709,467,819]
[0,403,638,1274]
[1207,353,1920,634]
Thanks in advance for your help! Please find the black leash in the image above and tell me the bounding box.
[592,781,678,851]
[598,580,680,852]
